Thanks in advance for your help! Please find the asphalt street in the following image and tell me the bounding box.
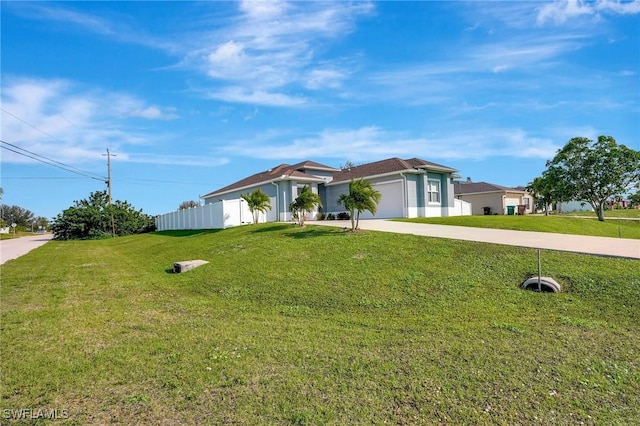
[0,234,54,265]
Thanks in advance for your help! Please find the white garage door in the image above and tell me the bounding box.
[505,197,520,207]
[360,180,404,219]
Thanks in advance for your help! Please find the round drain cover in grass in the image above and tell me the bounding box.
[521,277,561,293]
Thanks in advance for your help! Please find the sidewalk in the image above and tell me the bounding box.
[312,220,640,259]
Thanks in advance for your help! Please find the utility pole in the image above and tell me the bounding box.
[103,149,117,237]
[102,149,116,205]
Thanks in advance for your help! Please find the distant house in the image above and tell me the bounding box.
[156,157,465,231]
[454,179,534,215]
[558,201,593,213]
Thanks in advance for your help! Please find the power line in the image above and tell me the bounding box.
[1,140,105,181]
[1,107,72,148]
[1,177,88,180]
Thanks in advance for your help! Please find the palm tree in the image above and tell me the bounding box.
[289,185,322,227]
[241,189,272,224]
[337,178,382,231]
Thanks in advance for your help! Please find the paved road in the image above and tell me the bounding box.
[313,220,640,259]
[0,234,54,265]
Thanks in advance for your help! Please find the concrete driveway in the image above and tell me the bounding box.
[0,234,54,265]
[313,220,640,259]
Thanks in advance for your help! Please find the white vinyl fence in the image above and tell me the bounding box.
[155,200,256,231]
[453,199,472,216]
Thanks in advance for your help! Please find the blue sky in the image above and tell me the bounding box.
[1,0,639,219]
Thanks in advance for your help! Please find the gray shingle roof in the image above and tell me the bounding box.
[454,181,525,195]
[203,157,457,198]
[202,161,336,198]
[331,157,456,184]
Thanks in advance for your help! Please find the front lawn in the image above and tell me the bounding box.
[1,225,639,424]
[560,209,640,219]
[397,215,640,239]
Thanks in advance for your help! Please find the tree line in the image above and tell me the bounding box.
[0,187,49,231]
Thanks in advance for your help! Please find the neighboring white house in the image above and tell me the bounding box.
[155,157,467,231]
[557,201,593,212]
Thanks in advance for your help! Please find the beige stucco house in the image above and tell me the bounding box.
[454,179,534,215]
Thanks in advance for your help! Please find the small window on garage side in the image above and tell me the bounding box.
[428,179,441,204]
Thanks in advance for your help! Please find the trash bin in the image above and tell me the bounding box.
[517,205,526,215]
[507,206,515,215]
[483,207,491,215]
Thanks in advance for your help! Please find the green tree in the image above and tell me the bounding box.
[526,175,562,215]
[337,178,382,231]
[289,185,322,227]
[51,190,155,240]
[340,160,356,170]
[33,216,50,232]
[178,200,200,210]
[240,188,271,224]
[543,136,640,221]
[629,190,640,208]
[0,204,35,227]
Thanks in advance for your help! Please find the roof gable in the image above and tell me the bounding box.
[290,160,339,172]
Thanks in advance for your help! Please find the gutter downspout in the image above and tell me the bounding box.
[271,181,280,222]
[399,173,408,218]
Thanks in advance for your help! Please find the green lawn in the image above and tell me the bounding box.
[560,209,640,219]
[397,215,640,239]
[2,225,639,424]
[0,232,31,240]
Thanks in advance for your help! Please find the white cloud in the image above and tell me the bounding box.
[597,0,640,14]
[188,1,374,103]
[537,0,640,24]
[239,0,289,18]
[207,40,246,78]
[205,87,307,107]
[0,77,187,166]
[4,2,179,53]
[126,153,229,167]
[305,68,346,90]
[537,0,594,24]
[218,126,560,162]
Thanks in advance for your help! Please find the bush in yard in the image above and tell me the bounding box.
[336,211,351,220]
[51,191,156,240]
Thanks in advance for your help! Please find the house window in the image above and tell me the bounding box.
[524,197,531,210]
[428,179,441,204]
